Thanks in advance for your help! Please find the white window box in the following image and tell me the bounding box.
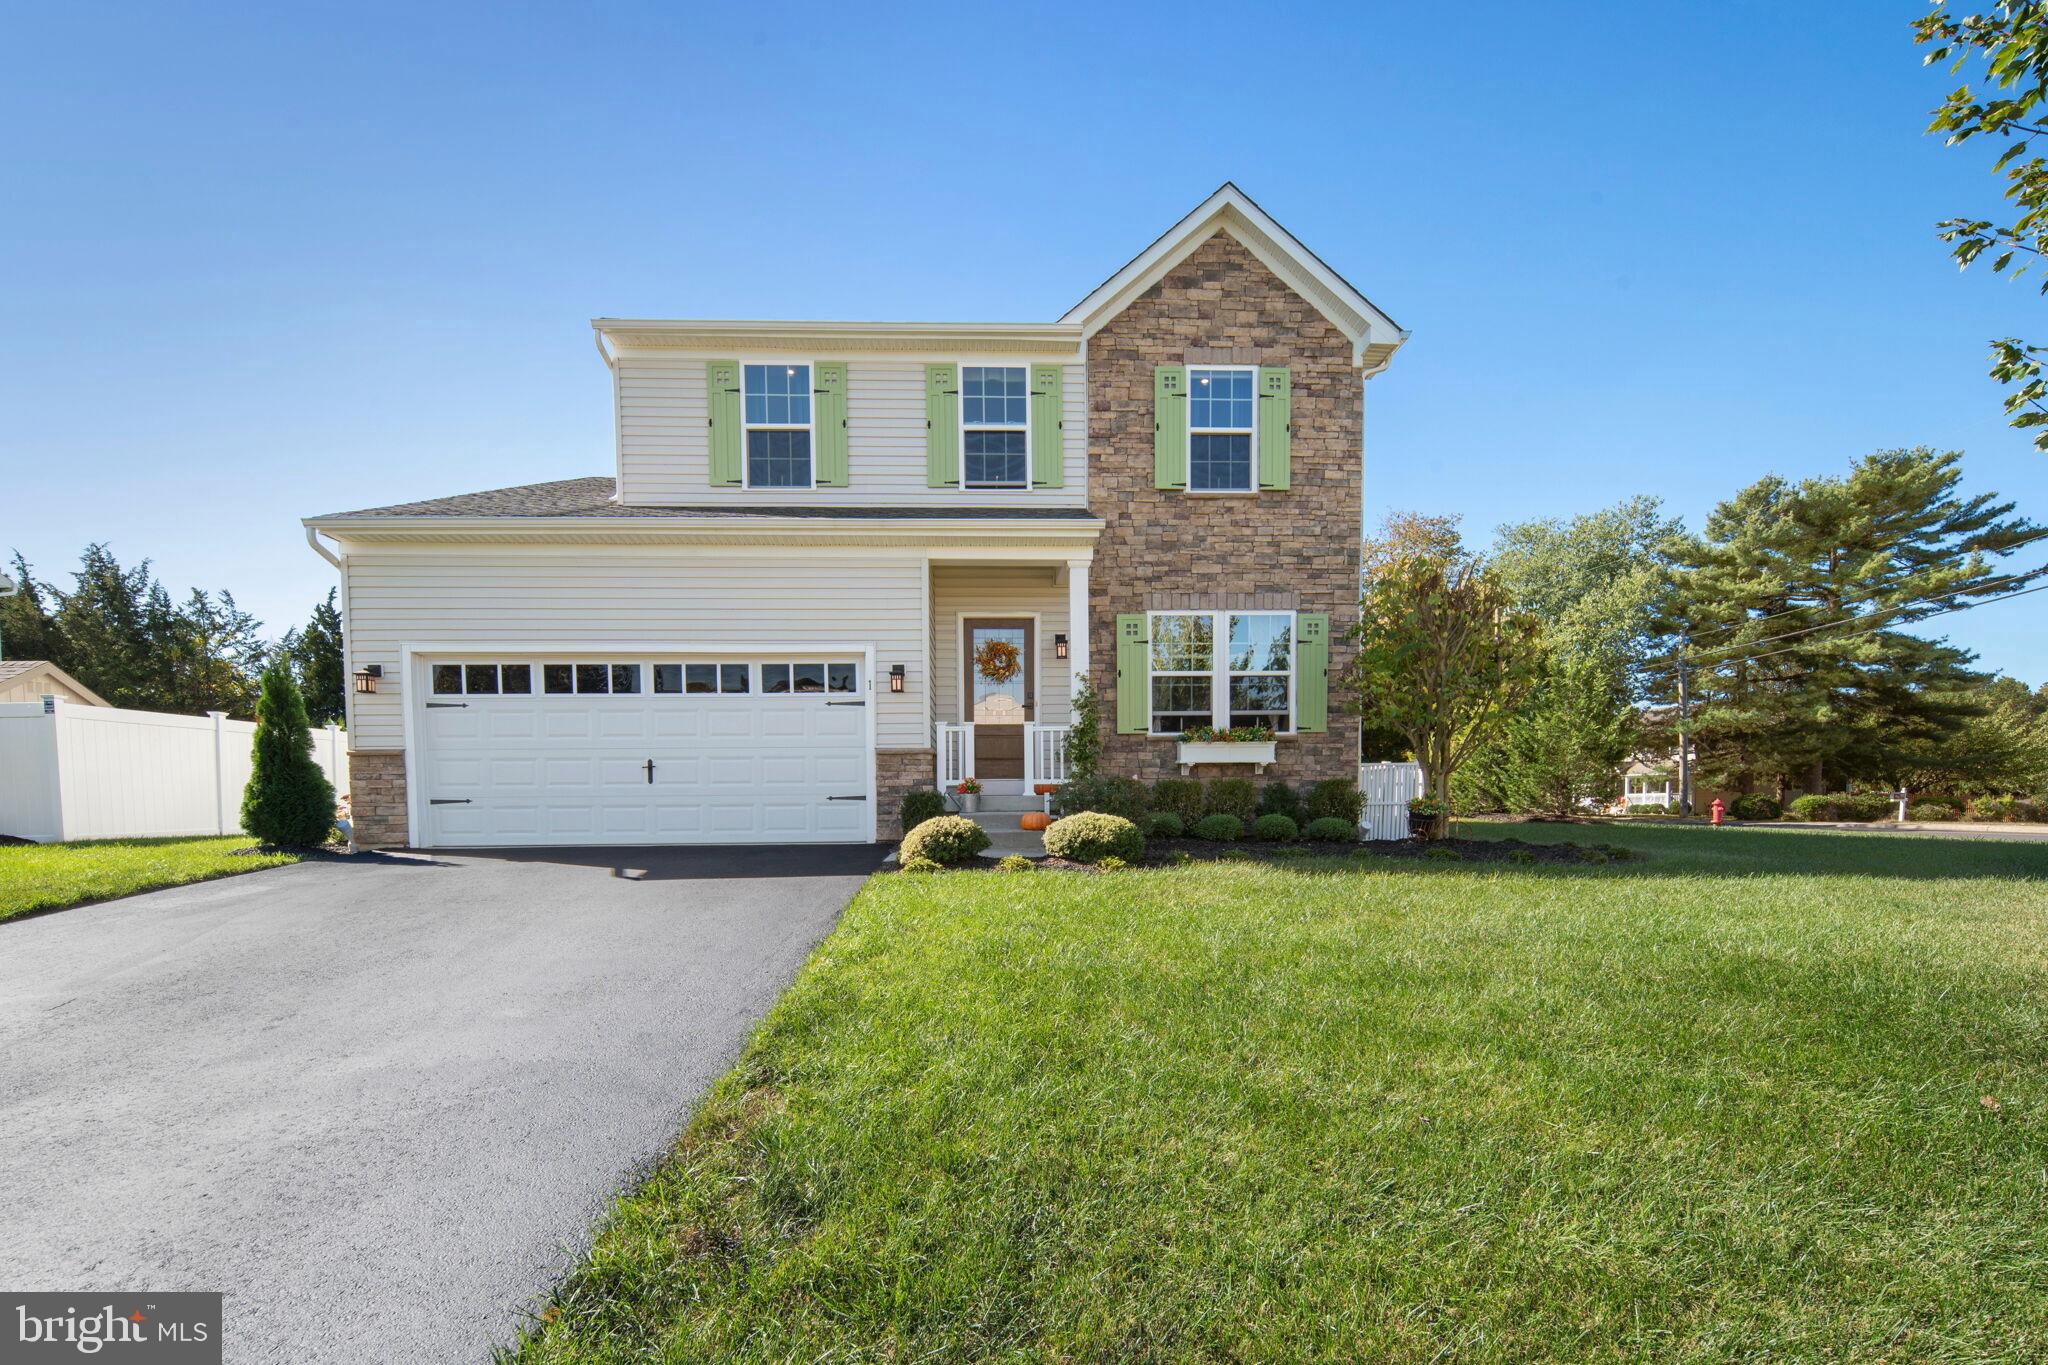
[1176,739,1277,775]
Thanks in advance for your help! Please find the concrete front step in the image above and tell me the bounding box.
[958,809,1049,858]
[955,794,1048,815]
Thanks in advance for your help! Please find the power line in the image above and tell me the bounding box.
[1638,559,2048,675]
[1640,576,2048,678]
[1668,525,2048,647]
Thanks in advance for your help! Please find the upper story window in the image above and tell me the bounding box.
[1187,367,1255,493]
[1148,611,1294,734]
[744,364,812,488]
[961,366,1028,489]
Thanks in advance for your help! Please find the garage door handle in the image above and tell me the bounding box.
[426,702,468,709]
[429,798,471,805]
[826,699,866,707]
[827,794,868,801]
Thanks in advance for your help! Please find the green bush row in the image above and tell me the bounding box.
[1054,775,1363,827]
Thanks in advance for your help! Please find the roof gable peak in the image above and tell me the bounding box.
[1060,184,1407,371]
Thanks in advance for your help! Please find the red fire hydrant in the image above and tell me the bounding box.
[1710,797,1725,827]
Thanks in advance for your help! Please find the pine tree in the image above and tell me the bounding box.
[241,661,336,848]
[0,551,62,664]
[282,589,346,728]
[1651,448,2042,794]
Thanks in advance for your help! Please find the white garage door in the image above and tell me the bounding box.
[412,655,872,847]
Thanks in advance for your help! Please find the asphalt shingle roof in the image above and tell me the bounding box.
[312,477,1100,522]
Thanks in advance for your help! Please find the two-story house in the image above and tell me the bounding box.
[305,185,1406,848]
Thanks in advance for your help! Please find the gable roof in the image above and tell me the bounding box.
[1059,182,1408,372]
[0,659,110,706]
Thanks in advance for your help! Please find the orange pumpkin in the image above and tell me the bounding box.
[1019,811,1052,831]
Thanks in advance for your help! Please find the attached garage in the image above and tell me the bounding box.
[406,650,875,847]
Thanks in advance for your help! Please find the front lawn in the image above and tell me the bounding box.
[516,825,2048,1361]
[0,836,298,922]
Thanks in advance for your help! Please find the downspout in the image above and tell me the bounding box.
[593,326,624,503]
[305,524,356,847]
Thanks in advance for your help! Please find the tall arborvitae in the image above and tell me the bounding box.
[241,661,336,848]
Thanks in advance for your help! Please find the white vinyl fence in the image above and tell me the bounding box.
[1360,761,1425,840]
[0,697,347,843]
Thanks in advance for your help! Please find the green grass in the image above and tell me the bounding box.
[0,836,298,922]
[515,825,2048,1362]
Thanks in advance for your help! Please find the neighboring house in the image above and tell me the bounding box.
[0,660,109,708]
[304,184,1408,848]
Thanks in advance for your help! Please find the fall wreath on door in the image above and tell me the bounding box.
[974,637,1021,684]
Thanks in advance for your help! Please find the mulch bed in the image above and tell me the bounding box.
[939,834,1639,874]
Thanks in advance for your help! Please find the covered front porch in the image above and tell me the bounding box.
[926,552,1090,796]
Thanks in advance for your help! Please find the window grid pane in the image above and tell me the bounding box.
[431,664,462,695]
[721,664,750,693]
[747,429,812,487]
[742,364,811,427]
[1150,615,1212,672]
[1190,433,1252,492]
[964,429,1027,487]
[464,664,499,695]
[543,664,573,694]
[961,366,1028,427]
[501,664,532,694]
[1188,368,1254,431]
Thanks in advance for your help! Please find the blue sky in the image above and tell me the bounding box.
[5,2,2047,679]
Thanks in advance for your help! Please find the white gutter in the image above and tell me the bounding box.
[304,525,343,569]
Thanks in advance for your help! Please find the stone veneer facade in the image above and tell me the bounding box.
[875,748,935,838]
[347,749,410,848]
[1084,230,1361,786]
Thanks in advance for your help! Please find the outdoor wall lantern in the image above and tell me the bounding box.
[1053,633,1069,659]
[888,663,906,693]
[353,663,383,695]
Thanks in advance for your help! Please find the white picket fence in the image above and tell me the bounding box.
[1360,761,1425,840]
[0,697,347,843]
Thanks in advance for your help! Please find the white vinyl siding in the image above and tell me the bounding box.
[616,354,1087,506]
[928,564,1072,728]
[339,545,927,751]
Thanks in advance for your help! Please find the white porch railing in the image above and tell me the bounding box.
[1360,761,1424,841]
[1623,777,1673,809]
[1024,723,1071,788]
[935,722,974,790]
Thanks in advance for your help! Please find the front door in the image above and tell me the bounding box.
[962,618,1034,780]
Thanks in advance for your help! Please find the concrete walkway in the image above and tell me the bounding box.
[0,844,882,1363]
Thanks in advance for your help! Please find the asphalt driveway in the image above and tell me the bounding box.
[0,844,883,1362]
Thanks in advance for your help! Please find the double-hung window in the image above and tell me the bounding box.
[961,365,1028,489]
[1148,611,1294,734]
[744,363,812,488]
[1187,367,1255,492]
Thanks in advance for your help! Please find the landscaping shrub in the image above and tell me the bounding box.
[1728,793,1781,821]
[1042,812,1145,864]
[1303,816,1355,843]
[1147,811,1186,839]
[1970,795,2046,823]
[1257,782,1303,821]
[1096,855,1128,871]
[1191,813,1244,842]
[899,855,942,874]
[1420,845,1461,861]
[1787,793,1888,823]
[995,854,1033,873]
[1580,849,1610,864]
[1906,802,1959,822]
[1250,813,1299,842]
[899,788,948,834]
[1204,778,1258,824]
[241,661,336,849]
[900,815,990,866]
[1305,779,1365,826]
[1050,774,1149,821]
[1150,778,1204,826]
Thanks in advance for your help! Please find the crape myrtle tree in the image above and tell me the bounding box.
[1347,546,1543,834]
[1648,447,2042,796]
[241,660,337,848]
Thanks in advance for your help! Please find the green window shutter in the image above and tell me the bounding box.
[707,359,742,486]
[1116,614,1151,734]
[1153,365,1187,490]
[813,361,848,486]
[924,363,959,487]
[1029,363,1064,488]
[1258,366,1292,491]
[1296,612,1329,732]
